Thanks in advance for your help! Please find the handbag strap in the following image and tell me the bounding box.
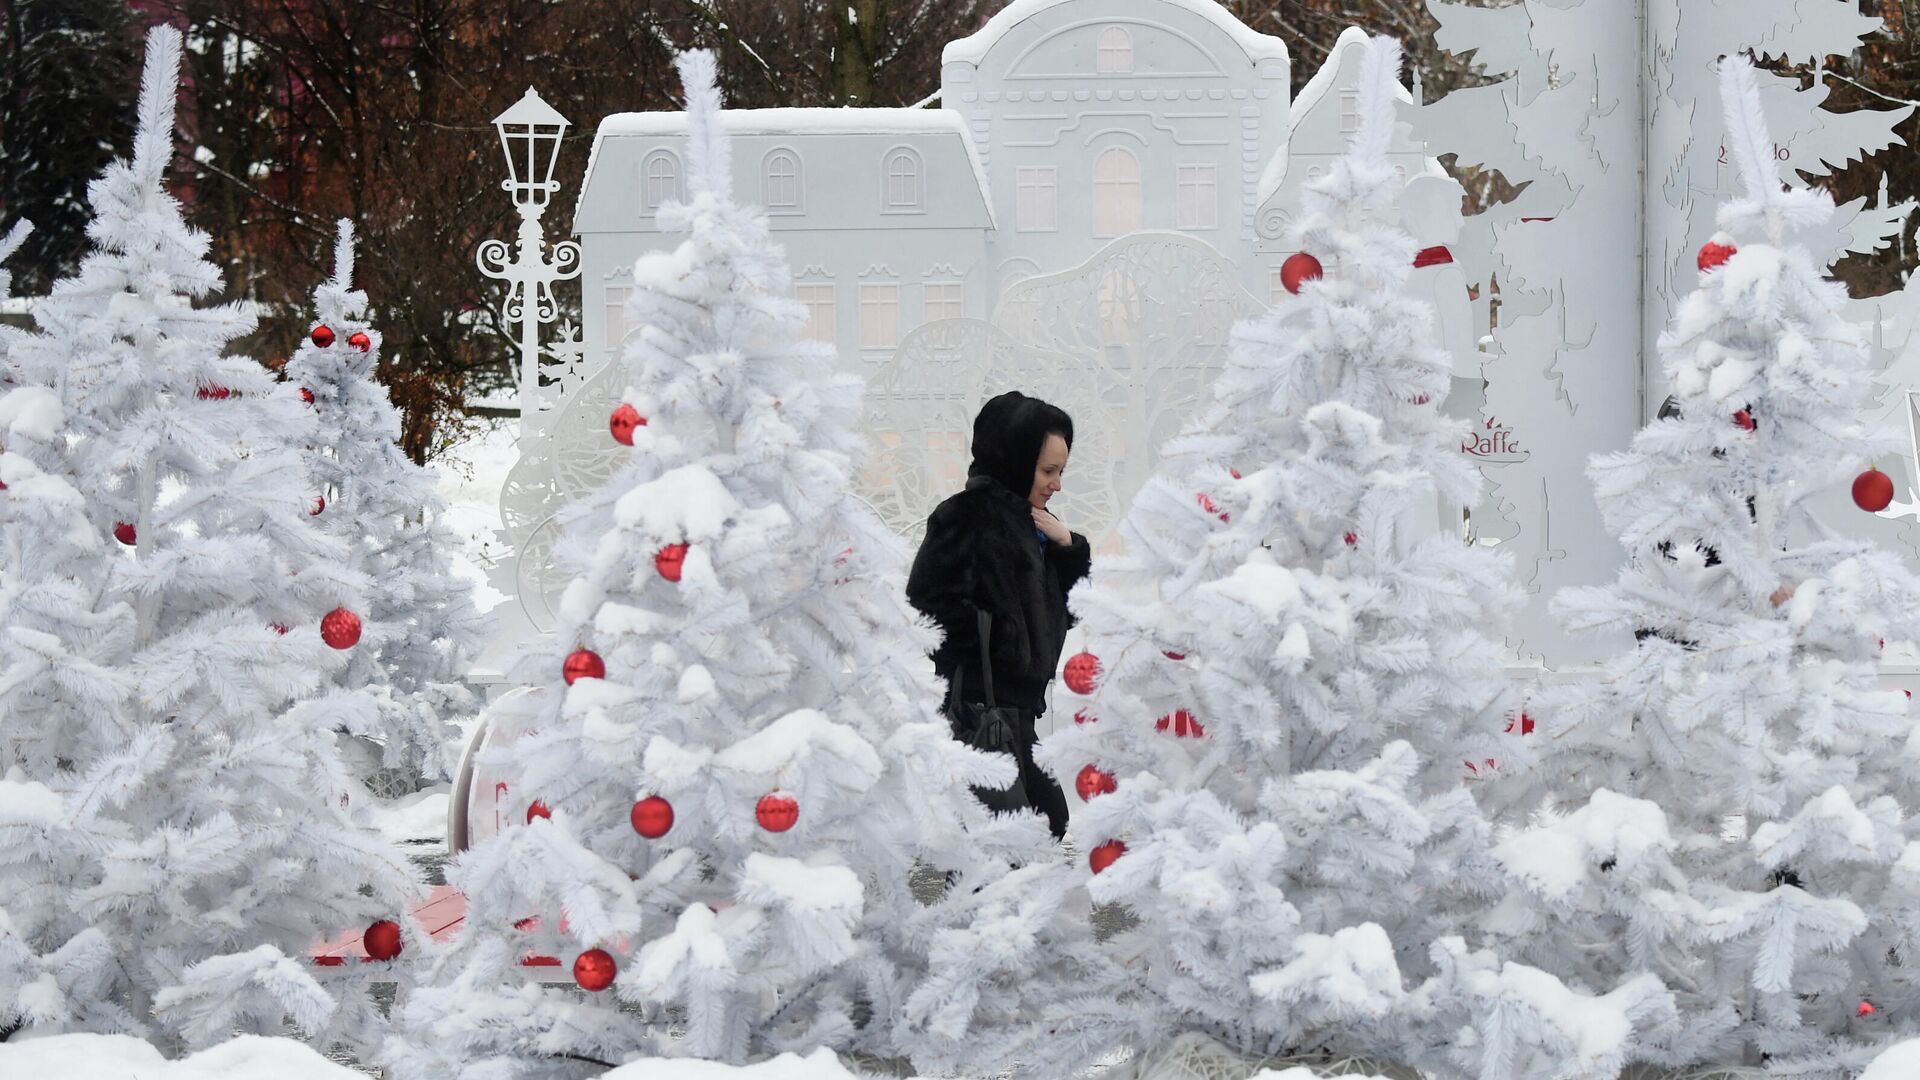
[974,608,996,709]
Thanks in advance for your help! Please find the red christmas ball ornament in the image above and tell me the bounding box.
[320,607,362,649]
[756,792,800,833]
[1854,468,1895,512]
[631,795,674,839]
[1858,1000,1877,1017]
[1089,839,1127,874]
[1229,467,1242,480]
[573,948,617,992]
[347,330,371,352]
[1733,408,1756,431]
[1073,709,1097,725]
[1063,651,1101,695]
[300,387,316,406]
[1505,711,1535,736]
[609,403,647,446]
[1163,650,1186,661]
[562,648,606,685]
[1343,532,1358,547]
[1155,709,1204,738]
[113,521,137,546]
[310,325,335,348]
[526,800,552,823]
[1697,233,1738,274]
[1075,764,1117,802]
[363,919,403,961]
[1280,252,1324,295]
[656,543,689,582]
[309,495,325,516]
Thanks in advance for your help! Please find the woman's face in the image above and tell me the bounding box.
[1030,433,1069,510]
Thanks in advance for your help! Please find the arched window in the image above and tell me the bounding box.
[1093,146,1141,237]
[764,148,801,210]
[883,147,922,212]
[1097,26,1133,74]
[640,149,682,215]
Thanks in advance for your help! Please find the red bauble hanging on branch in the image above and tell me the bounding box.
[573,948,617,992]
[309,495,325,517]
[310,325,335,348]
[1280,252,1323,295]
[1075,765,1117,802]
[1089,839,1126,874]
[562,648,606,685]
[1063,652,1101,695]
[1732,408,1756,431]
[631,795,674,839]
[320,607,362,649]
[1505,711,1535,736]
[300,387,316,406]
[347,331,371,352]
[609,403,647,446]
[1156,709,1205,738]
[363,919,403,961]
[1854,468,1895,512]
[656,543,689,582]
[1697,233,1738,274]
[113,521,137,546]
[526,800,552,823]
[756,793,800,833]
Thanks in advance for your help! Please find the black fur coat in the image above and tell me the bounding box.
[906,476,1091,714]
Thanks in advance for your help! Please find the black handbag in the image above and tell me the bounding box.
[947,608,1034,814]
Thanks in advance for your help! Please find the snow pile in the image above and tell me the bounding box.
[0,1034,365,1080]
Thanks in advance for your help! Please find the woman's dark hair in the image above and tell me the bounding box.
[967,391,1074,494]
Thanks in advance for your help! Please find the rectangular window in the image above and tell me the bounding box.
[1176,164,1217,229]
[1016,166,1057,232]
[604,285,633,351]
[1340,90,1361,133]
[859,283,899,349]
[922,281,964,323]
[795,283,835,343]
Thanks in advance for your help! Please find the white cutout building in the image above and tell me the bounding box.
[482,2,1473,674]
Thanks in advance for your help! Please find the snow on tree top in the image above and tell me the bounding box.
[1492,789,1675,903]
[738,853,861,915]
[0,774,62,828]
[0,387,64,442]
[613,464,740,540]
[712,709,882,782]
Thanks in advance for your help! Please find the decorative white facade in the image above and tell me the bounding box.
[476,0,1474,672]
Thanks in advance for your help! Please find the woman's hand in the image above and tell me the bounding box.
[1032,506,1073,547]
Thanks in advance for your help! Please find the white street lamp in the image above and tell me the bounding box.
[476,87,581,435]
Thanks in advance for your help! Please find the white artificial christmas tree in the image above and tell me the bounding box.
[0,220,32,364]
[1035,36,1675,1078]
[388,50,1120,1079]
[1516,56,1920,1074]
[283,220,486,792]
[0,27,420,1053]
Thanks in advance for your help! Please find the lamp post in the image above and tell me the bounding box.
[476,87,581,436]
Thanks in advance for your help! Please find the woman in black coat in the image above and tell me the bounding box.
[906,391,1091,840]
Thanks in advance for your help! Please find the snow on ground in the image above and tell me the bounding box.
[369,783,451,845]
[604,1048,859,1078]
[1862,1037,1920,1078]
[430,416,519,615]
[0,1033,365,1080]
